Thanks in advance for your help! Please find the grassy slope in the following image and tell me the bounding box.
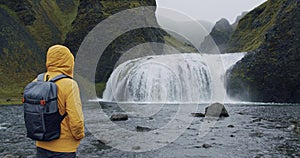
[0,6,37,104]
[25,0,79,50]
[0,0,196,104]
[0,1,79,104]
[164,35,198,53]
[226,0,300,102]
[227,1,284,52]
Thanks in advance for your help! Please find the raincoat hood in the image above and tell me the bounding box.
[46,45,74,78]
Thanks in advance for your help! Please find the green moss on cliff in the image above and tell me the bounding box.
[40,0,79,40]
[0,0,184,101]
[0,0,79,102]
[25,0,79,50]
[0,5,43,102]
[227,1,285,52]
[200,18,233,53]
[226,0,300,103]
[164,35,197,53]
[100,0,153,16]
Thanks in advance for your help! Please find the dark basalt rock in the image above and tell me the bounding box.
[136,125,152,132]
[110,114,128,121]
[199,18,234,54]
[205,103,229,117]
[226,0,300,103]
[191,113,205,117]
[202,144,212,148]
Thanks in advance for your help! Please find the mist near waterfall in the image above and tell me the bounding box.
[102,52,246,103]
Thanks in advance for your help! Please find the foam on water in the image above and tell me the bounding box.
[103,53,212,102]
[101,52,247,103]
[90,98,299,106]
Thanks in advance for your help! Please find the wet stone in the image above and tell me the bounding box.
[3,154,14,158]
[132,146,141,150]
[295,127,300,134]
[136,126,152,132]
[275,124,284,128]
[193,145,202,148]
[287,125,296,131]
[288,119,298,125]
[228,125,235,128]
[110,114,128,121]
[202,144,212,148]
[0,123,12,130]
[251,118,262,123]
[205,103,229,117]
[1,103,300,157]
[191,113,205,117]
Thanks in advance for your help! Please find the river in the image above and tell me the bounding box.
[1,103,299,158]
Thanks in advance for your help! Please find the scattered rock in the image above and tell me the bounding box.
[254,153,264,158]
[0,123,12,130]
[295,127,300,134]
[289,119,298,125]
[287,125,296,131]
[132,146,141,150]
[202,144,212,148]
[228,125,235,128]
[136,125,152,132]
[275,124,284,129]
[110,114,128,121]
[191,113,205,117]
[257,122,264,126]
[251,118,262,123]
[3,154,14,158]
[205,103,229,117]
[96,139,107,145]
[237,112,244,115]
[288,124,300,134]
[230,134,235,137]
[194,145,202,148]
[6,98,11,102]
[250,131,263,138]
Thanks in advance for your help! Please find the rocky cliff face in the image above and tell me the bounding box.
[226,0,300,103]
[199,11,248,54]
[64,0,165,82]
[0,0,79,99]
[199,18,234,54]
[0,0,165,100]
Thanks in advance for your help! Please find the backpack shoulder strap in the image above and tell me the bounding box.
[49,74,71,82]
[37,73,45,82]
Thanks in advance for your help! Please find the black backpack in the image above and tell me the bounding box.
[22,73,68,141]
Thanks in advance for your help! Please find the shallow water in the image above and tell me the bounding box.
[0,103,299,158]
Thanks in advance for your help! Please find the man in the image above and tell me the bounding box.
[36,45,85,158]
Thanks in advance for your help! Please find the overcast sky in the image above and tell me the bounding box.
[156,0,267,23]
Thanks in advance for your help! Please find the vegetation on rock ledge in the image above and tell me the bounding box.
[226,0,300,103]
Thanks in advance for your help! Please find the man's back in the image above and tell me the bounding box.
[35,45,84,157]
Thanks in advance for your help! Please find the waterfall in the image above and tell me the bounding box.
[203,52,246,102]
[102,52,246,103]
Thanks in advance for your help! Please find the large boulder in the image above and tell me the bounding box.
[205,103,229,117]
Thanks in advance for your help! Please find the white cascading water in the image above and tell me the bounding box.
[204,53,246,102]
[102,52,246,103]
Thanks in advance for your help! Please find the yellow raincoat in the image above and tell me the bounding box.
[36,45,85,152]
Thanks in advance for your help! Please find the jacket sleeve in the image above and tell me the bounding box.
[65,80,85,140]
